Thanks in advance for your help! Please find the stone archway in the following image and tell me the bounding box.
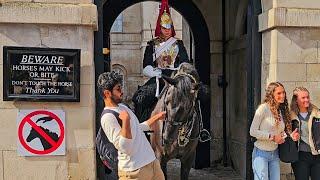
[94,0,211,178]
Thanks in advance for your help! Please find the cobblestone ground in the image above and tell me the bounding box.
[167,159,243,180]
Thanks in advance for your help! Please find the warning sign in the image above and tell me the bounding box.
[17,109,65,156]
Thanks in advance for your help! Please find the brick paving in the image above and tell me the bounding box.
[167,159,243,180]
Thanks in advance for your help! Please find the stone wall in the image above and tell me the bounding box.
[2,0,319,179]
[0,1,97,179]
[110,3,143,103]
[259,0,320,179]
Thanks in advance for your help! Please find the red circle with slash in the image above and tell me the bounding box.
[18,110,64,155]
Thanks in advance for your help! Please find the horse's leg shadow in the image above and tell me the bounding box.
[180,151,196,180]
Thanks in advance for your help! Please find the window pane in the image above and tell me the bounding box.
[111,14,123,32]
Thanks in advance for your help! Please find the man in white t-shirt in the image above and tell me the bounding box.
[97,71,166,180]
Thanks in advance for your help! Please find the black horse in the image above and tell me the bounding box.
[149,63,203,180]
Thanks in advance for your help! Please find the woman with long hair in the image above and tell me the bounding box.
[250,82,299,179]
[290,87,320,180]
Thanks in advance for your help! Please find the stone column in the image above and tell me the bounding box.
[0,1,97,179]
[259,0,320,179]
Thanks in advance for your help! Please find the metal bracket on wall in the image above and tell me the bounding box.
[103,48,110,55]
[218,75,228,88]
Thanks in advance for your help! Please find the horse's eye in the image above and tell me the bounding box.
[193,84,200,90]
[165,99,169,105]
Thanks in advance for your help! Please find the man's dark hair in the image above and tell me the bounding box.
[97,71,123,98]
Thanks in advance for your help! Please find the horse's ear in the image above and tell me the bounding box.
[192,83,200,90]
[162,75,177,86]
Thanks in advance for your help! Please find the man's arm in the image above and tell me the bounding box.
[101,112,134,155]
[177,40,190,63]
[143,41,155,68]
[118,111,132,139]
[139,111,166,131]
[142,41,162,77]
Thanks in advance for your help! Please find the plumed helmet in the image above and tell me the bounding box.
[160,10,173,29]
[155,0,176,37]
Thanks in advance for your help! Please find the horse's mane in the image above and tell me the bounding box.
[170,63,199,106]
[176,63,199,81]
[172,76,194,107]
[39,126,59,140]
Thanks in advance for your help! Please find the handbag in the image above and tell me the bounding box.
[278,136,299,163]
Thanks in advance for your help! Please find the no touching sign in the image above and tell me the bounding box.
[17,110,65,156]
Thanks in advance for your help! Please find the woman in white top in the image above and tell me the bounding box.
[250,82,299,180]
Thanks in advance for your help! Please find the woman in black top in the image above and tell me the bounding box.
[290,87,320,180]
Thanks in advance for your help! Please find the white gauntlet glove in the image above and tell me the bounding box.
[143,65,162,78]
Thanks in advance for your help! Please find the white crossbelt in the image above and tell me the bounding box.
[153,37,177,62]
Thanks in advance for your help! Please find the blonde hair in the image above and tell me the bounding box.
[290,87,315,116]
[263,82,291,132]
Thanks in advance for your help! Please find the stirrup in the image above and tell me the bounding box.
[199,129,211,143]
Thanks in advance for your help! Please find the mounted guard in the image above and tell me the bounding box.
[132,0,189,123]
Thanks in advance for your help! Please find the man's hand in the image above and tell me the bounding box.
[290,128,300,141]
[146,111,166,127]
[119,111,130,122]
[154,111,166,121]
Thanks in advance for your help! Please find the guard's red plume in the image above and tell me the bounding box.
[155,0,176,37]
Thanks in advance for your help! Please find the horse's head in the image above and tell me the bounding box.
[26,126,59,142]
[162,63,200,123]
[150,64,201,158]
[26,128,37,142]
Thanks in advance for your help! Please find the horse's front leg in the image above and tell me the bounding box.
[180,150,196,180]
[160,158,168,180]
